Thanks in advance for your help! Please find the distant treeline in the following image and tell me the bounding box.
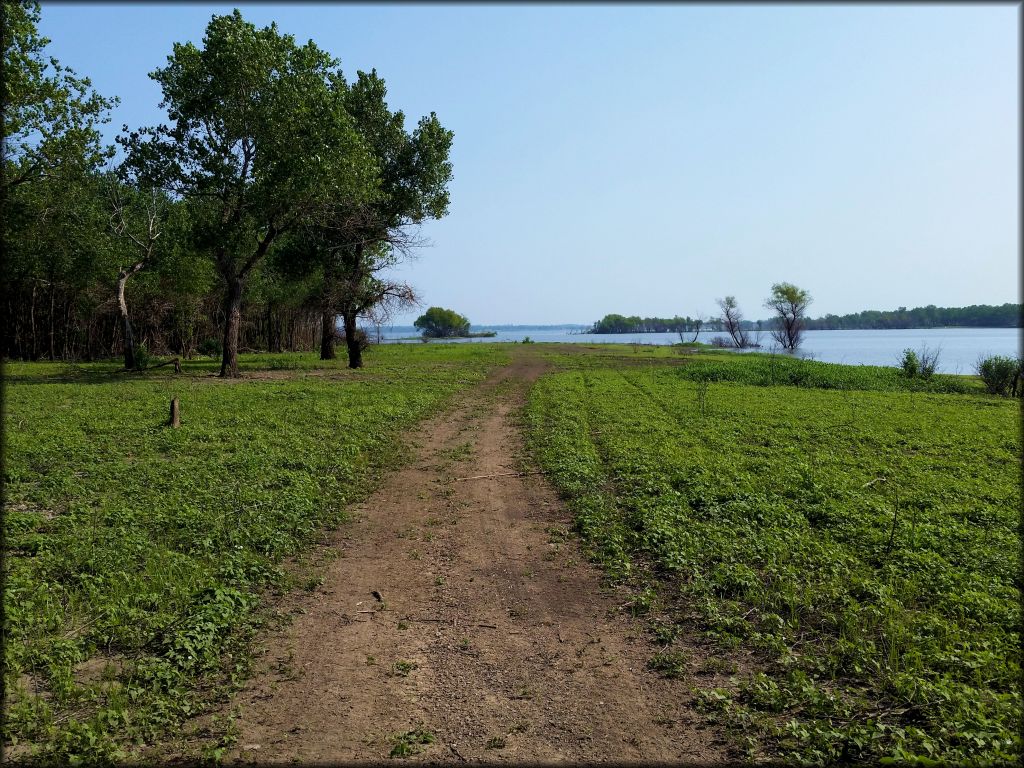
[589,303,1022,334]
[803,303,1022,330]
[589,314,724,334]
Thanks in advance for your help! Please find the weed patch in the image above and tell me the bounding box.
[389,726,435,758]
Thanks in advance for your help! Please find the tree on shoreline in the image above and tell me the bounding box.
[414,307,470,338]
[765,282,812,350]
[689,312,704,343]
[589,314,707,334]
[717,296,753,348]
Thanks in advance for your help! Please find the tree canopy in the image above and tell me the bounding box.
[414,307,471,338]
[120,10,380,376]
[764,282,812,350]
[283,67,453,368]
[1,6,453,369]
[589,314,710,334]
[1,0,117,191]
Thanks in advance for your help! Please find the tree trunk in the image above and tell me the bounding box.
[30,284,37,361]
[48,282,56,360]
[266,304,278,353]
[117,271,138,369]
[320,309,336,360]
[220,275,244,378]
[343,309,361,369]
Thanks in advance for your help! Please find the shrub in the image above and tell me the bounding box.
[918,345,940,379]
[975,355,1020,396]
[133,344,152,370]
[899,348,920,378]
[898,345,940,379]
[198,337,222,357]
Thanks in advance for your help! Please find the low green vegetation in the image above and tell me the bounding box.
[975,354,1023,397]
[898,347,939,380]
[674,351,976,394]
[391,660,418,677]
[526,349,1020,764]
[485,735,507,750]
[542,344,979,394]
[389,726,435,758]
[7,341,1018,765]
[2,344,505,762]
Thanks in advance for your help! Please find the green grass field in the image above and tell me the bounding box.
[526,347,1020,765]
[2,344,507,762]
[4,342,1019,765]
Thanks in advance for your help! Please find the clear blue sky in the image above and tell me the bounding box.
[40,2,1019,325]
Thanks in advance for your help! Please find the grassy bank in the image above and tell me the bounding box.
[2,345,507,762]
[526,348,1020,764]
[540,343,980,394]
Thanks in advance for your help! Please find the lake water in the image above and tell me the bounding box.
[373,326,1021,374]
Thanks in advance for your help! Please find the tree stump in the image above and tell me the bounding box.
[169,398,180,428]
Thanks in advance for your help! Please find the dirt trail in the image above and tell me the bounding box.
[224,348,728,764]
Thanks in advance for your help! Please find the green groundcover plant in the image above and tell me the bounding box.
[2,345,506,762]
[527,353,1020,765]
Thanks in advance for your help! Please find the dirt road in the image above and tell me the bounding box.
[224,348,728,763]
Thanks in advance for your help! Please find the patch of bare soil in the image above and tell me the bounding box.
[208,347,730,764]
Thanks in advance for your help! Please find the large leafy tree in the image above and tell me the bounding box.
[313,69,452,368]
[120,11,379,376]
[3,170,112,359]
[1,1,116,191]
[274,225,417,363]
[414,306,470,338]
[1,1,118,360]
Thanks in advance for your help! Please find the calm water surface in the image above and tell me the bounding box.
[377,326,1020,375]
